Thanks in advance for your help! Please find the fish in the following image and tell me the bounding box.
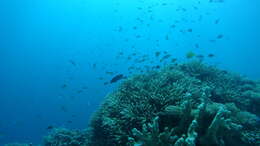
[104,82,109,85]
[196,54,205,60]
[69,60,76,66]
[171,58,177,63]
[77,90,83,93]
[46,125,54,130]
[195,43,199,48]
[67,120,72,124]
[165,34,169,40]
[98,77,104,80]
[110,74,125,83]
[217,34,224,39]
[61,84,67,89]
[186,51,196,59]
[187,28,193,32]
[215,19,220,24]
[60,105,68,112]
[105,71,114,75]
[170,24,176,28]
[155,51,161,57]
[162,54,171,60]
[209,0,224,3]
[208,54,215,58]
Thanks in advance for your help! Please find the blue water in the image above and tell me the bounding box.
[0,0,259,145]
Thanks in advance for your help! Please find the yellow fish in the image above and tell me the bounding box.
[186,51,196,59]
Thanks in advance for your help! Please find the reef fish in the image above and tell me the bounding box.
[110,74,125,83]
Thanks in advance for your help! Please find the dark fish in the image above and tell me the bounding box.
[196,54,205,60]
[118,26,123,32]
[208,54,215,58]
[104,82,109,85]
[195,44,199,48]
[46,125,54,130]
[118,52,124,56]
[162,54,171,60]
[61,84,67,89]
[217,34,224,39]
[170,24,176,28]
[77,90,83,93]
[155,51,161,57]
[165,35,169,40]
[171,58,177,63]
[92,63,96,69]
[61,106,68,112]
[110,74,125,83]
[187,28,193,32]
[215,19,220,24]
[82,86,88,90]
[133,26,137,30]
[136,35,141,38]
[69,60,76,66]
[98,77,104,80]
[67,120,72,123]
[209,0,224,3]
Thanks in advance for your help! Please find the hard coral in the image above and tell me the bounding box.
[89,61,260,146]
[43,128,89,146]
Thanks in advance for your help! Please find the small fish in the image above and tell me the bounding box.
[208,54,215,58]
[132,26,137,30]
[98,77,104,80]
[155,51,161,57]
[217,34,224,39]
[187,28,193,32]
[46,125,54,130]
[118,26,123,32]
[67,120,73,124]
[209,0,224,3]
[171,58,177,63]
[118,52,124,56]
[77,90,83,93]
[162,54,171,60]
[127,56,132,60]
[82,86,88,90]
[186,51,196,59]
[165,34,169,40]
[105,71,114,75]
[61,84,67,89]
[170,24,176,28]
[195,43,199,48]
[215,19,220,24]
[110,74,125,83]
[104,82,109,85]
[196,54,205,60]
[92,63,96,69]
[60,105,68,112]
[69,60,76,66]
[136,35,141,38]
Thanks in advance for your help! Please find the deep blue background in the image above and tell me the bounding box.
[0,0,259,145]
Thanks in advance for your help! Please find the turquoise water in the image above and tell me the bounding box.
[0,0,259,145]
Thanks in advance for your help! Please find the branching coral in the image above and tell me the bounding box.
[46,61,260,146]
[43,128,90,146]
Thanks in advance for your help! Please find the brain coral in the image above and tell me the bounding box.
[89,61,260,146]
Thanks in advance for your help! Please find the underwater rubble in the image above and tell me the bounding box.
[8,61,260,146]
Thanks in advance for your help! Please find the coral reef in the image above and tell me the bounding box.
[89,61,260,146]
[43,128,90,146]
[4,143,33,146]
